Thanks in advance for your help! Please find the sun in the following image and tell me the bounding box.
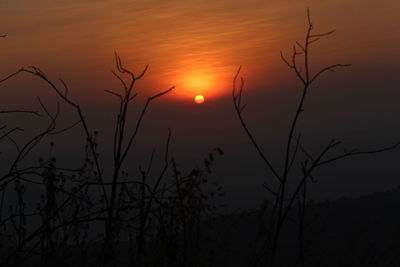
[194,94,204,104]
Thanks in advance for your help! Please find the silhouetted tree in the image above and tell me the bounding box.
[0,43,225,266]
[232,8,399,266]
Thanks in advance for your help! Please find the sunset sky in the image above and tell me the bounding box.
[1,0,400,207]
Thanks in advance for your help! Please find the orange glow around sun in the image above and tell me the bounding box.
[179,70,215,96]
[194,94,204,104]
[169,67,230,101]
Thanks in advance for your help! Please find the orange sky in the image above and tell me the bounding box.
[1,0,399,102]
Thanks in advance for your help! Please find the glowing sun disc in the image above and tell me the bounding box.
[194,95,205,104]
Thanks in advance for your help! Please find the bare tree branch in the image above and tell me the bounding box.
[0,110,41,116]
[310,64,351,83]
[317,142,400,166]
[232,67,282,182]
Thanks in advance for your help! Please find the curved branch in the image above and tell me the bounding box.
[310,64,351,84]
[232,67,281,182]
